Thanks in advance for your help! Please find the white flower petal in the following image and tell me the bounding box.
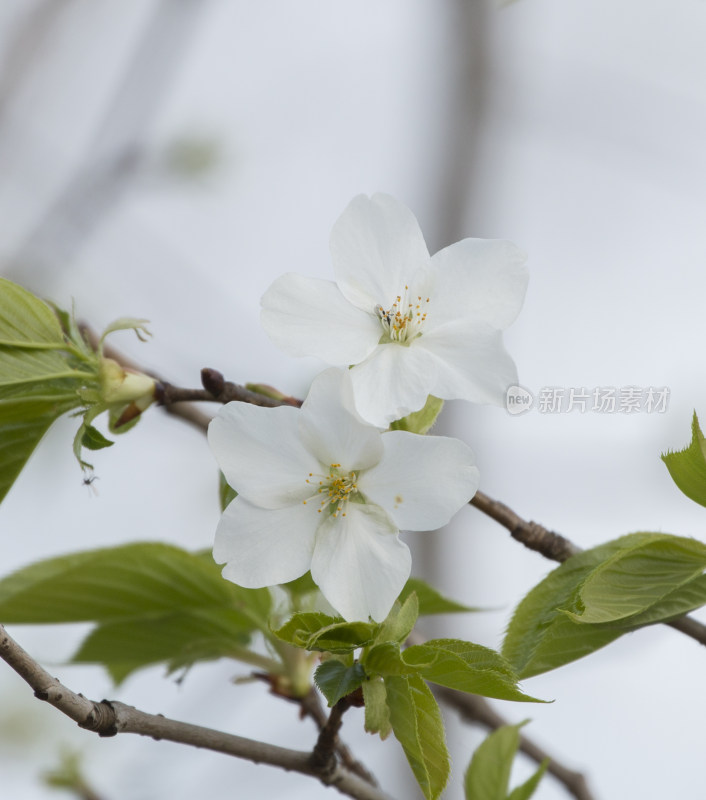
[429,238,528,329]
[299,368,383,470]
[311,503,411,622]
[261,273,380,364]
[349,343,437,427]
[214,496,318,587]
[416,319,519,405]
[208,403,319,508]
[330,194,431,311]
[358,431,480,531]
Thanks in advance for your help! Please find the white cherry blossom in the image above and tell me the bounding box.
[261,193,528,427]
[208,368,479,622]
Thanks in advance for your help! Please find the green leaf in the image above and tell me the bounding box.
[314,660,366,706]
[403,639,543,703]
[81,424,114,451]
[385,674,450,800]
[662,412,706,507]
[507,760,549,800]
[464,722,522,800]
[568,535,706,624]
[0,543,274,681]
[389,395,444,435]
[0,543,271,628]
[0,280,100,503]
[464,721,547,800]
[0,278,66,349]
[374,592,419,645]
[272,613,378,653]
[502,533,668,678]
[73,608,256,683]
[399,577,477,616]
[0,394,80,504]
[363,642,423,678]
[362,676,392,739]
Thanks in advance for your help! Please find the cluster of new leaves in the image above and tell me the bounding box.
[275,591,542,799]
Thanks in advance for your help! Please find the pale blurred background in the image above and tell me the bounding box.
[1,1,705,798]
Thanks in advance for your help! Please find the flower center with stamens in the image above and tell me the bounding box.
[303,463,359,518]
[375,285,430,345]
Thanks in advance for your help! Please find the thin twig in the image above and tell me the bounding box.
[0,625,392,800]
[309,696,355,777]
[470,491,706,647]
[299,688,379,787]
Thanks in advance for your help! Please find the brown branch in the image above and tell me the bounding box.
[0,625,392,800]
[299,688,379,787]
[470,490,706,647]
[309,696,355,777]
[470,491,580,563]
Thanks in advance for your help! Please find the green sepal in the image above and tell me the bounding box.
[385,673,450,800]
[661,412,706,507]
[389,395,444,435]
[272,613,378,653]
[314,660,366,706]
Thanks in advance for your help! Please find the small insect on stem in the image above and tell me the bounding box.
[82,474,99,496]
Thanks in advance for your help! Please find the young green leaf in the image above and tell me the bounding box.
[314,660,366,706]
[507,760,549,800]
[568,534,706,624]
[385,673,450,800]
[374,592,419,645]
[81,424,114,451]
[272,613,378,653]
[362,676,392,739]
[464,721,547,800]
[503,533,665,678]
[363,641,423,678]
[403,639,543,703]
[399,577,477,615]
[662,412,706,507]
